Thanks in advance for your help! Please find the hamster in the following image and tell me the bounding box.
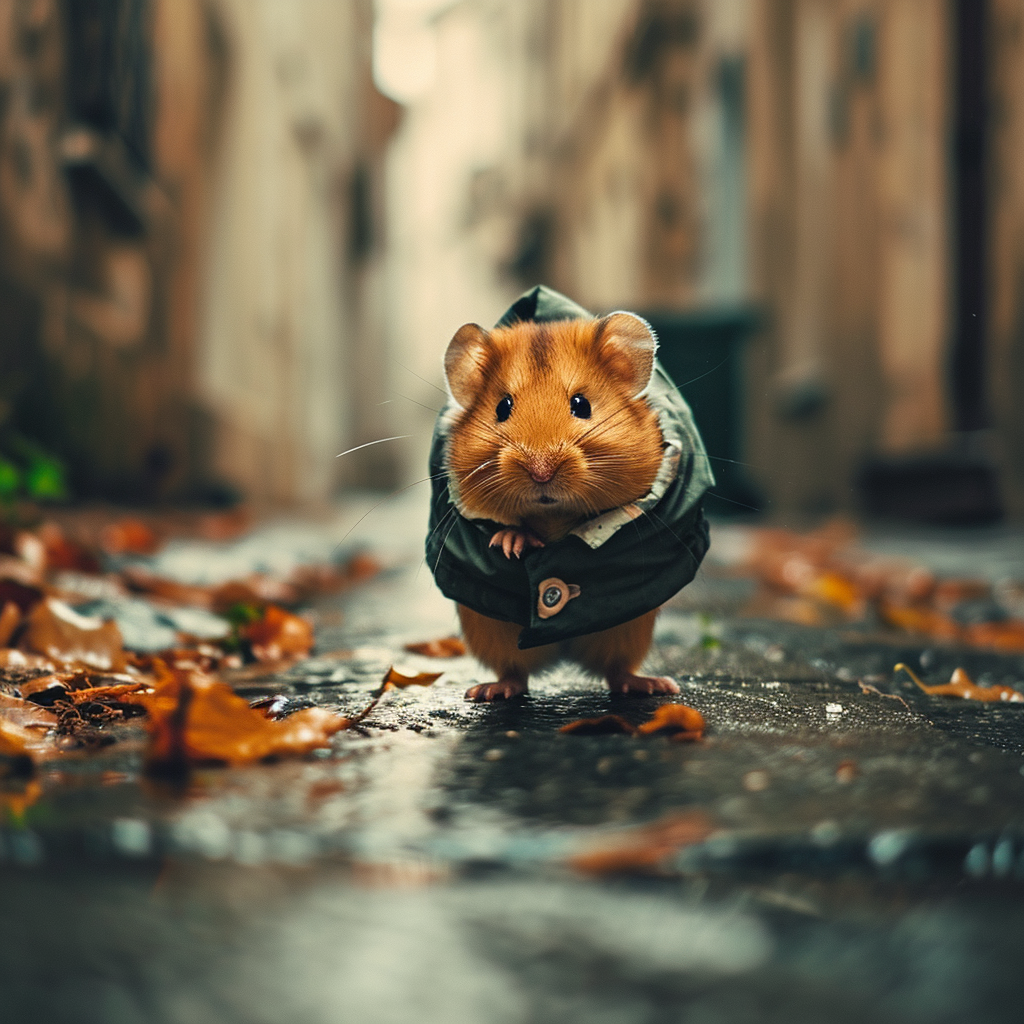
[429,290,711,701]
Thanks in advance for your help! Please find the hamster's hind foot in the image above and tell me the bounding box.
[465,675,529,701]
[606,672,680,696]
[489,528,545,559]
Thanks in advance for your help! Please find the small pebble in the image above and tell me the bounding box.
[596,756,613,774]
[483,749,504,762]
[505,730,520,739]
[743,770,770,792]
[835,759,858,784]
[633,749,649,761]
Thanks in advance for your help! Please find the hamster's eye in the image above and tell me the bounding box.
[496,395,513,422]
[570,393,591,419]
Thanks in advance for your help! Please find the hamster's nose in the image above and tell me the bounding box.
[524,454,557,483]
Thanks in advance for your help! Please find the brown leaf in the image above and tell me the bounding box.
[559,714,637,736]
[120,567,216,609]
[568,811,716,875]
[0,648,56,671]
[35,523,101,572]
[18,674,70,705]
[381,667,443,689]
[22,597,127,671]
[0,693,58,759]
[140,666,349,767]
[635,703,705,740]
[66,682,151,704]
[403,636,467,658]
[99,518,161,556]
[243,605,315,661]
[895,663,1024,703]
[0,600,20,647]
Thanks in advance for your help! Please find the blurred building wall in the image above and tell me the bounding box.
[199,0,399,506]
[381,0,1024,521]
[0,0,221,500]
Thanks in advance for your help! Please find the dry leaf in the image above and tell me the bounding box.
[404,636,467,658]
[382,667,443,690]
[0,648,56,670]
[0,600,21,646]
[99,518,160,556]
[22,597,127,671]
[635,703,705,740]
[568,811,715,875]
[895,663,1024,703]
[18,674,70,704]
[0,693,58,759]
[560,704,705,740]
[559,715,637,736]
[140,666,349,767]
[244,605,314,661]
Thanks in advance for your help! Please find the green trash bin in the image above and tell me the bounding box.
[641,306,763,517]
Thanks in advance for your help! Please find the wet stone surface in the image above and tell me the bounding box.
[3,505,1024,1023]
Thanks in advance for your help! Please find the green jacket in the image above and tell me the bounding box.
[426,286,713,649]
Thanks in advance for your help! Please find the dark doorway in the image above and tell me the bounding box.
[951,0,989,433]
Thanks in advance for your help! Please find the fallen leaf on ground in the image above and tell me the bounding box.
[141,666,350,767]
[22,597,126,671]
[382,667,443,689]
[0,693,58,759]
[99,518,161,556]
[895,663,1024,703]
[0,648,55,670]
[0,600,20,646]
[559,714,637,736]
[568,811,716,875]
[18,674,70,704]
[404,636,467,658]
[560,703,705,740]
[635,703,705,740]
[243,605,314,661]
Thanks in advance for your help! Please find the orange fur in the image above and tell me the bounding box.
[445,317,664,541]
[445,314,672,700]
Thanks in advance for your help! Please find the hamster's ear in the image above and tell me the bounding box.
[444,323,491,408]
[595,312,657,398]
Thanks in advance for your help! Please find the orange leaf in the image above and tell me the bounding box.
[67,682,151,704]
[0,600,21,647]
[22,597,126,671]
[382,667,443,690]
[635,703,705,740]
[140,667,349,767]
[100,518,160,556]
[568,811,715,875]
[895,663,1024,703]
[403,636,467,658]
[0,693,58,760]
[964,620,1024,654]
[243,605,314,662]
[559,715,637,736]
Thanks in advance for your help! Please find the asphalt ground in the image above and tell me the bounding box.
[3,493,1024,1024]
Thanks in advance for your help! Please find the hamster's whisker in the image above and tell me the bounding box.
[335,435,412,459]
[333,471,447,554]
[389,355,448,396]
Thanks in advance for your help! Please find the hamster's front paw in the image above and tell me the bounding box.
[607,672,680,696]
[465,677,529,701]
[488,528,545,559]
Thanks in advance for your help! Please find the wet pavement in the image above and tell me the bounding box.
[3,493,1024,1024]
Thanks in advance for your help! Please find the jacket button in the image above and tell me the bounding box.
[537,577,581,619]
